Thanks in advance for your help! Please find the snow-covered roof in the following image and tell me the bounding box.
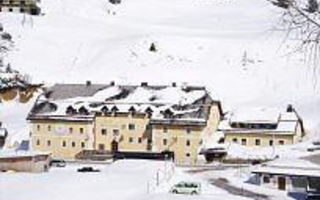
[252,166,320,178]
[279,112,299,121]
[218,107,301,134]
[28,83,221,124]
[0,150,50,159]
[276,121,298,132]
[230,107,280,124]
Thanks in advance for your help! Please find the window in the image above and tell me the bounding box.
[163,139,167,145]
[129,137,133,143]
[279,140,285,145]
[186,153,190,157]
[69,127,73,134]
[138,137,142,143]
[308,177,320,191]
[101,129,107,135]
[48,125,51,132]
[37,125,40,131]
[121,124,126,130]
[36,139,40,146]
[8,8,12,12]
[241,138,247,146]
[47,140,51,147]
[72,141,76,147]
[263,176,270,183]
[232,138,238,143]
[20,0,25,5]
[20,8,24,13]
[128,124,135,130]
[186,128,191,134]
[163,127,168,133]
[255,139,261,146]
[292,177,307,189]
[186,140,191,146]
[81,142,85,148]
[62,141,66,147]
[80,128,84,134]
[269,140,274,146]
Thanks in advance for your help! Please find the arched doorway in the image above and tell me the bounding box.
[111,140,118,152]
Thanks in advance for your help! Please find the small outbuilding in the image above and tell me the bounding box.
[0,151,51,173]
[251,165,320,193]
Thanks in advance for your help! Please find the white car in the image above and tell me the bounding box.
[170,181,201,195]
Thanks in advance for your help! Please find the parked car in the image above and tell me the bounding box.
[170,181,201,195]
[49,159,66,167]
[77,167,100,173]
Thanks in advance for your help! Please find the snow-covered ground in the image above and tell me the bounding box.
[0,160,252,200]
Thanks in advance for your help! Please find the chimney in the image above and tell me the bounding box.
[110,81,115,86]
[287,104,294,112]
[86,80,92,87]
[172,82,177,87]
[141,82,148,87]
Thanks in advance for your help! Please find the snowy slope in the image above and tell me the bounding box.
[0,0,319,144]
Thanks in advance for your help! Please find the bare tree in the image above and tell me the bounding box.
[270,0,320,66]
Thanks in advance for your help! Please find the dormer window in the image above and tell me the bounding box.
[101,106,108,114]
[145,107,153,117]
[66,106,77,115]
[78,106,89,115]
[162,109,174,118]
[129,106,136,114]
[111,106,119,113]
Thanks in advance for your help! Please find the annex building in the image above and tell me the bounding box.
[218,105,305,147]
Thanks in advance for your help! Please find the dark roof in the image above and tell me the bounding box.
[45,84,109,100]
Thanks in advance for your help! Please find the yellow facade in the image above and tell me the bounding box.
[224,122,303,147]
[31,120,94,159]
[203,104,221,138]
[30,104,222,165]
[225,132,295,147]
[152,124,203,166]
[95,113,151,152]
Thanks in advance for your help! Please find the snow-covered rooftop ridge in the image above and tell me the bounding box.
[230,107,280,123]
[44,82,210,104]
[229,106,299,124]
